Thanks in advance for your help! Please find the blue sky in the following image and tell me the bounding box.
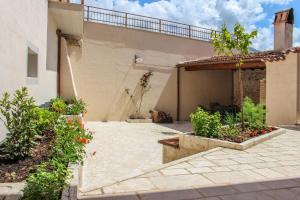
[85,0,300,50]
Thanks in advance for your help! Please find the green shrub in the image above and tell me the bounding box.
[241,97,266,130]
[66,98,87,115]
[23,160,70,200]
[190,108,221,138]
[220,113,240,138]
[53,117,93,165]
[33,107,59,134]
[50,98,67,114]
[0,87,38,159]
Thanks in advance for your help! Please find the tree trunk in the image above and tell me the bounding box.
[238,65,245,130]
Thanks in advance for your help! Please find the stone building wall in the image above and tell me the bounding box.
[234,69,266,106]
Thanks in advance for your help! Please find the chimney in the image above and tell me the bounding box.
[274,8,294,50]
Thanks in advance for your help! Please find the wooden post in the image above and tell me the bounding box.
[125,13,128,27]
[81,0,84,5]
[189,25,191,38]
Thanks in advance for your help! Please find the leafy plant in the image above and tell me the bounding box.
[53,117,93,165]
[241,97,266,130]
[23,160,70,200]
[211,23,257,130]
[50,98,67,114]
[0,87,38,159]
[190,107,221,138]
[33,107,59,134]
[65,98,87,115]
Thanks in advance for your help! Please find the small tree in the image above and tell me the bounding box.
[211,23,257,130]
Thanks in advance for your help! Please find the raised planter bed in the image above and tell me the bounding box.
[180,128,285,151]
[159,128,286,163]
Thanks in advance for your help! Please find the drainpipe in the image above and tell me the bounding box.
[56,29,62,97]
[177,67,181,121]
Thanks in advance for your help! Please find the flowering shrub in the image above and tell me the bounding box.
[0,87,38,159]
[23,117,93,199]
[50,97,87,115]
[190,108,221,138]
[52,117,93,165]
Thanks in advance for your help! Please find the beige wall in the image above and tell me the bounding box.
[180,69,233,120]
[0,0,58,141]
[61,38,78,99]
[266,53,299,125]
[64,22,215,121]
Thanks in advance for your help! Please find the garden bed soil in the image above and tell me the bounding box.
[216,127,277,143]
[0,131,55,183]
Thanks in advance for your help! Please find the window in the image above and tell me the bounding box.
[27,48,38,78]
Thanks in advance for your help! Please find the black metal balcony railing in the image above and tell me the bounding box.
[84,6,219,42]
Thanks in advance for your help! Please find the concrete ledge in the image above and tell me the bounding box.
[62,165,80,200]
[126,119,152,123]
[160,128,286,163]
[180,128,285,151]
[0,182,25,200]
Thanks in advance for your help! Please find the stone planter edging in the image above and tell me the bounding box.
[61,164,81,200]
[180,128,285,151]
[126,118,152,123]
[0,182,25,200]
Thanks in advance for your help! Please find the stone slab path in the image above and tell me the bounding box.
[81,122,183,191]
[79,127,300,199]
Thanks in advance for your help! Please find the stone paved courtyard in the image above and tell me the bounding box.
[79,125,300,199]
[80,122,184,191]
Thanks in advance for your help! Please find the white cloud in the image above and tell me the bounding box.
[84,0,299,50]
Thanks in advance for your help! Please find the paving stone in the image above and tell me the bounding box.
[84,194,140,200]
[149,175,213,190]
[160,169,190,176]
[250,162,282,169]
[220,191,274,200]
[197,185,238,197]
[227,164,255,171]
[232,157,264,164]
[186,167,214,174]
[232,182,269,192]
[211,159,239,166]
[261,179,300,190]
[165,162,193,169]
[202,171,257,184]
[196,198,221,200]
[251,168,284,179]
[140,172,162,178]
[239,170,265,180]
[211,166,231,172]
[270,166,300,176]
[188,160,216,167]
[103,178,156,194]
[262,189,300,200]
[140,188,203,200]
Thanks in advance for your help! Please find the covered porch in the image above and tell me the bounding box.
[176,47,300,126]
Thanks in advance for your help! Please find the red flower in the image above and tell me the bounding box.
[78,138,89,144]
[261,130,267,134]
[269,127,273,132]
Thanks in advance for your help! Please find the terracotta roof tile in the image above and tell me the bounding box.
[177,47,300,67]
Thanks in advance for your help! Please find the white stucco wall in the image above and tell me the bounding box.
[0,0,57,141]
